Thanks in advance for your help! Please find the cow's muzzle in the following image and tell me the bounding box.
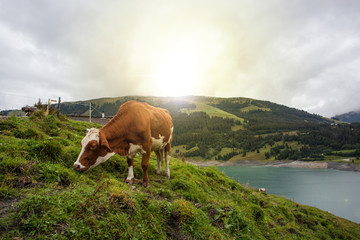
[73,163,84,171]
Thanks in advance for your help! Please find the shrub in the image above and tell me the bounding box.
[170,199,210,238]
[35,164,74,186]
[225,210,249,234]
[0,120,17,131]
[0,185,16,199]
[109,187,137,210]
[14,128,43,140]
[31,110,45,119]
[251,205,264,222]
[31,140,63,162]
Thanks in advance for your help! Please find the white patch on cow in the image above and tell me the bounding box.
[74,128,100,170]
[74,146,86,169]
[168,127,173,143]
[89,152,115,169]
[81,128,99,146]
[74,159,86,170]
[128,143,146,159]
[152,134,166,151]
[126,166,134,181]
[152,127,173,151]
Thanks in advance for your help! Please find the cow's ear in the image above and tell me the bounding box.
[99,130,111,152]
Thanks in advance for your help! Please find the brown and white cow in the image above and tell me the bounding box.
[73,101,173,187]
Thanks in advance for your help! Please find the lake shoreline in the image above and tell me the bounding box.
[188,159,360,172]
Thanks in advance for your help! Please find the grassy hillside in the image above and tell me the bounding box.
[1,114,360,239]
[17,96,358,162]
[179,102,244,122]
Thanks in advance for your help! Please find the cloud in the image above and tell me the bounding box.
[0,0,360,117]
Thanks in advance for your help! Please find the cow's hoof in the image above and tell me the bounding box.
[142,181,149,188]
[156,170,161,175]
[125,178,134,185]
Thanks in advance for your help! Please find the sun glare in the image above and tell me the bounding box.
[129,25,223,96]
[148,29,223,96]
[153,40,200,96]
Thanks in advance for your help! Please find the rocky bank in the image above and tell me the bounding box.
[188,159,360,172]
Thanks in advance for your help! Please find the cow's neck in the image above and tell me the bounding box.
[100,115,129,156]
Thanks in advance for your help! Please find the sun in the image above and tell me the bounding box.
[128,27,223,97]
[152,39,200,96]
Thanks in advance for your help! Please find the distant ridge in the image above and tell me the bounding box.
[59,95,328,123]
[333,111,360,123]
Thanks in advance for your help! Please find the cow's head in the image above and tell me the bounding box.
[73,128,114,171]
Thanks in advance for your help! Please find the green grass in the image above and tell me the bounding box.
[332,149,357,154]
[231,124,245,131]
[180,102,244,122]
[1,115,360,239]
[239,105,271,112]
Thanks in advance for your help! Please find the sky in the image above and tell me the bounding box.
[1,0,360,117]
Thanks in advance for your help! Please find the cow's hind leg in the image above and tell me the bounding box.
[125,157,134,184]
[141,147,151,187]
[160,149,164,167]
[165,145,171,179]
[155,150,161,175]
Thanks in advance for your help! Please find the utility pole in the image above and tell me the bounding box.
[89,103,92,123]
[57,97,61,117]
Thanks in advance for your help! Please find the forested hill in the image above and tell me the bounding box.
[333,111,360,123]
[60,96,326,124]
[54,96,360,163]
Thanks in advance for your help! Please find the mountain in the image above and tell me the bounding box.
[58,96,360,162]
[1,114,359,239]
[333,111,360,123]
[59,96,327,123]
[5,96,360,162]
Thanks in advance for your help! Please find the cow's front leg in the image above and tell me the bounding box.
[141,151,151,187]
[125,157,134,184]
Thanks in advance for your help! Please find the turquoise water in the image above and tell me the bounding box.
[217,166,360,223]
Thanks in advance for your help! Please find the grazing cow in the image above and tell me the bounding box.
[73,101,173,187]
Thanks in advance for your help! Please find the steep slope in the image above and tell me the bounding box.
[1,114,360,239]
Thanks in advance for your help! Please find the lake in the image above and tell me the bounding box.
[217,165,360,223]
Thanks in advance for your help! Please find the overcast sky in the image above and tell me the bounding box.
[1,0,360,117]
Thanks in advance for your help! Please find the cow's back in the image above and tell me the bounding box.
[105,101,173,144]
